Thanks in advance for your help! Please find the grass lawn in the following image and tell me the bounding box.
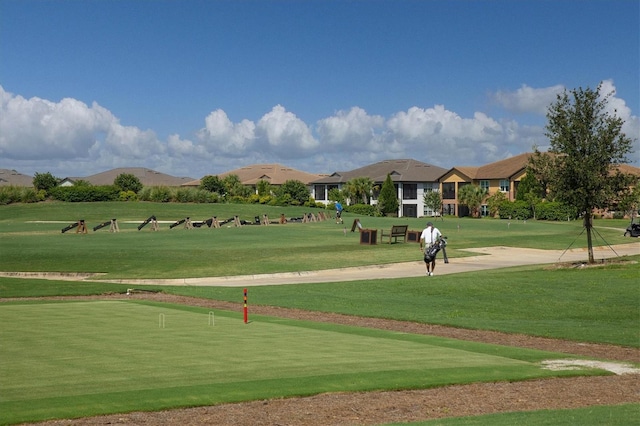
[0,202,637,424]
[0,299,590,425]
[394,403,640,425]
[0,202,634,278]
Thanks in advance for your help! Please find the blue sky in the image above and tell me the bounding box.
[1,0,638,179]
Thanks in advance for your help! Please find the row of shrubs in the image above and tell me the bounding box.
[0,185,327,208]
[498,200,579,221]
[0,185,591,222]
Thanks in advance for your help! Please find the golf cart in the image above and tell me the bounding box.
[624,217,640,238]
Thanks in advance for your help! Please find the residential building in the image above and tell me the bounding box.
[80,167,194,187]
[182,164,325,193]
[311,159,447,218]
[0,169,33,187]
[438,153,532,217]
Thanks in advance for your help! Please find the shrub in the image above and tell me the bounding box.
[50,186,120,202]
[259,195,273,205]
[149,186,172,203]
[345,203,380,217]
[20,187,39,203]
[228,195,249,204]
[536,202,578,221]
[119,190,138,201]
[174,188,194,203]
[0,185,23,205]
[498,200,532,220]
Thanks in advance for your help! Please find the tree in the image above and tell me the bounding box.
[545,83,634,263]
[256,179,272,196]
[276,179,310,205]
[457,184,488,218]
[344,177,376,205]
[377,174,399,215]
[328,188,345,204]
[423,189,443,218]
[114,173,142,193]
[222,174,252,197]
[516,169,543,218]
[614,175,640,220]
[486,191,507,218]
[200,175,225,194]
[32,172,59,194]
[527,148,557,201]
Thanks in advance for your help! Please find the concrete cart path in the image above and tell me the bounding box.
[2,243,637,287]
[27,242,631,287]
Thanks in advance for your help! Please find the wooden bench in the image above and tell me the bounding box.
[379,224,408,244]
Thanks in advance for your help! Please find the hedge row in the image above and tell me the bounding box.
[498,200,578,221]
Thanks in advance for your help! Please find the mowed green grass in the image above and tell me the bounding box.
[0,201,634,278]
[0,202,638,424]
[0,299,592,425]
[394,403,640,425]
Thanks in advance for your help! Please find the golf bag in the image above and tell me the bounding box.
[424,236,447,263]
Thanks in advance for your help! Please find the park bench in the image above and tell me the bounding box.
[379,224,408,244]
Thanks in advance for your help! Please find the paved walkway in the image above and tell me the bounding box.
[3,243,638,287]
[103,242,640,287]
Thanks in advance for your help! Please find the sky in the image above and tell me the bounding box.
[1,0,638,180]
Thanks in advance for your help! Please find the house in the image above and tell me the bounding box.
[0,169,33,187]
[311,159,447,218]
[438,153,532,217]
[80,168,194,187]
[182,164,325,193]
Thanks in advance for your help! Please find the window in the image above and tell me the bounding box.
[403,183,417,200]
[481,205,488,217]
[314,185,326,201]
[443,203,455,215]
[480,180,489,191]
[442,182,455,199]
[499,179,509,192]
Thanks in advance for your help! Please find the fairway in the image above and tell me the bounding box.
[0,300,592,424]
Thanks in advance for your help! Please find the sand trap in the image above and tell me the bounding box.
[541,359,640,375]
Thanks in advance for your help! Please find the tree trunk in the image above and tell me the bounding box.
[584,214,595,264]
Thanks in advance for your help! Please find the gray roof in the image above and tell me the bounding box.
[0,169,33,187]
[312,159,447,184]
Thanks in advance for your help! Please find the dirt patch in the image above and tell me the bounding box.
[11,293,640,426]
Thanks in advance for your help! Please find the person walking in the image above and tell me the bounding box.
[420,221,442,276]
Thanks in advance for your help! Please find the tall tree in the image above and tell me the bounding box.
[457,184,488,218]
[114,173,143,193]
[516,169,543,218]
[423,189,443,219]
[377,174,399,215]
[276,179,310,205]
[545,84,634,263]
[200,175,225,194]
[528,148,557,201]
[32,172,59,194]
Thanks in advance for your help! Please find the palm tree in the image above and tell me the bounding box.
[344,177,377,205]
[458,184,488,218]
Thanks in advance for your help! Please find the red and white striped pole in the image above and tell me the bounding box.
[243,288,248,324]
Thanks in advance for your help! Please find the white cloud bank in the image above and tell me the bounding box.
[0,81,637,179]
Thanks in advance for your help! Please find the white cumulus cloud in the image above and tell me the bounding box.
[197,109,256,155]
[316,107,384,150]
[255,105,318,157]
[493,84,564,115]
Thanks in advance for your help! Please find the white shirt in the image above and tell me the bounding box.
[420,226,441,246]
